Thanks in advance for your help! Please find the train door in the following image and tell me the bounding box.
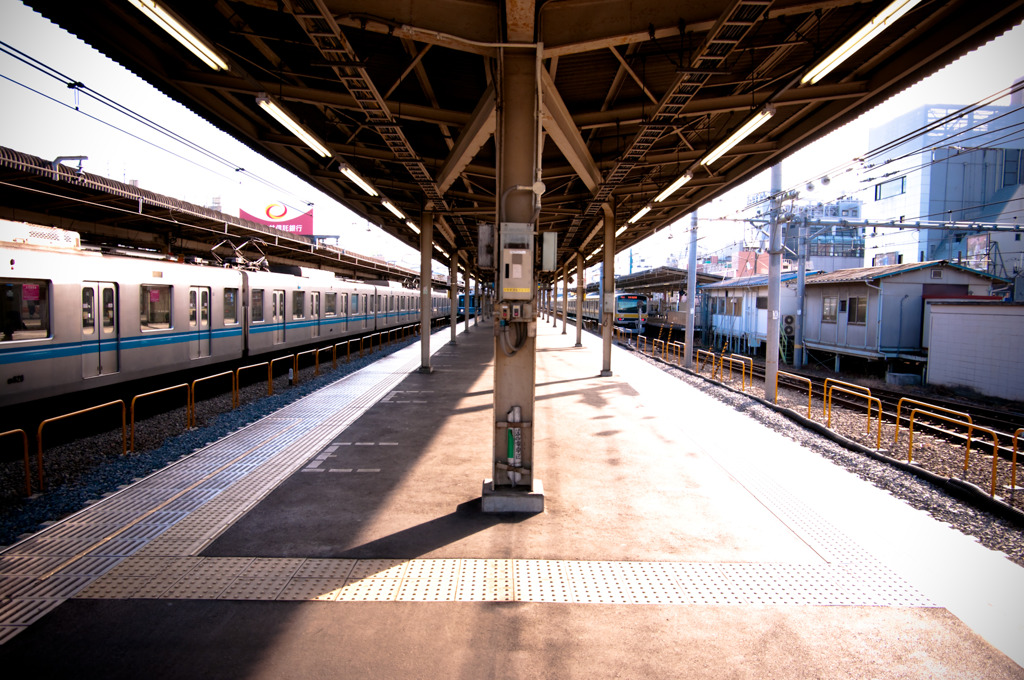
[310,292,321,338]
[189,286,211,359]
[272,289,285,343]
[362,292,374,329]
[81,282,118,378]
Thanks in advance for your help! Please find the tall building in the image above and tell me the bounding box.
[863,82,1024,276]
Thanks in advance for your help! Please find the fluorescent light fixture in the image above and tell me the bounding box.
[628,205,652,224]
[406,220,421,234]
[801,0,923,85]
[434,243,448,256]
[256,94,331,158]
[654,172,692,203]
[590,247,602,257]
[615,224,628,237]
[382,199,405,220]
[128,0,228,71]
[701,106,775,167]
[338,163,378,197]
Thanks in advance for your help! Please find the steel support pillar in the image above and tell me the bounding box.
[419,210,434,373]
[575,251,584,347]
[449,250,459,345]
[601,200,615,376]
[561,263,568,334]
[464,271,471,335]
[483,45,543,512]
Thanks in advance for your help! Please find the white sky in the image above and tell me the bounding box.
[0,1,1021,275]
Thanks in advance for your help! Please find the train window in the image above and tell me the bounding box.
[82,287,95,335]
[224,288,238,325]
[340,293,348,315]
[325,292,337,316]
[292,291,305,319]
[352,294,359,314]
[822,296,838,323]
[1,280,50,341]
[140,285,172,331]
[102,287,115,332]
[189,290,198,328]
[251,289,264,322]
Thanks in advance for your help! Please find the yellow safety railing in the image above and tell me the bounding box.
[666,341,684,366]
[893,398,971,445]
[823,378,870,421]
[334,339,353,367]
[315,346,333,375]
[236,361,270,398]
[728,354,753,392]
[1013,429,1022,493]
[190,371,236,427]
[653,338,665,360]
[268,355,294,396]
[37,401,126,491]
[131,384,189,453]
[827,385,882,449]
[696,349,717,376]
[2,429,31,496]
[776,371,813,419]
[293,348,316,385]
[908,409,1001,496]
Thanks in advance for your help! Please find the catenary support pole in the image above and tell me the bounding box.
[575,251,584,347]
[764,164,782,399]
[685,211,698,369]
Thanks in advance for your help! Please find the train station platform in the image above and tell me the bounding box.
[1,317,1023,678]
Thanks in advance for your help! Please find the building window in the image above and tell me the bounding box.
[729,298,742,316]
[874,176,906,201]
[822,296,838,322]
[847,296,867,324]
[756,296,767,310]
[1005,149,1022,187]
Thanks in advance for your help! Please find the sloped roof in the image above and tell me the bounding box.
[702,271,813,290]
[805,260,1006,284]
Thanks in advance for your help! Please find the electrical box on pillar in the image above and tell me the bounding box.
[498,222,534,301]
[541,231,558,271]
[478,222,494,270]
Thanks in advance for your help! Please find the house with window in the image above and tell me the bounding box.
[802,261,1005,375]
[702,271,808,357]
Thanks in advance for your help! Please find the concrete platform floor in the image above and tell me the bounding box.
[1,318,1022,679]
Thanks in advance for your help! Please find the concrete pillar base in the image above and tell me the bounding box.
[418,366,434,374]
[575,343,582,348]
[600,369,613,377]
[481,478,544,513]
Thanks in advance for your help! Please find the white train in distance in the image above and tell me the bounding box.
[0,221,451,408]
[566,292,648,334]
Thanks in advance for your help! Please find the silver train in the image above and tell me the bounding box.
[566,292,648,334]
[0,221,450,408]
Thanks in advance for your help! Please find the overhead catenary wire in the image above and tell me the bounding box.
[0,40,318,214]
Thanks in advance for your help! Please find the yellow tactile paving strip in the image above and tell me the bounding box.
[69,555,932,606]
